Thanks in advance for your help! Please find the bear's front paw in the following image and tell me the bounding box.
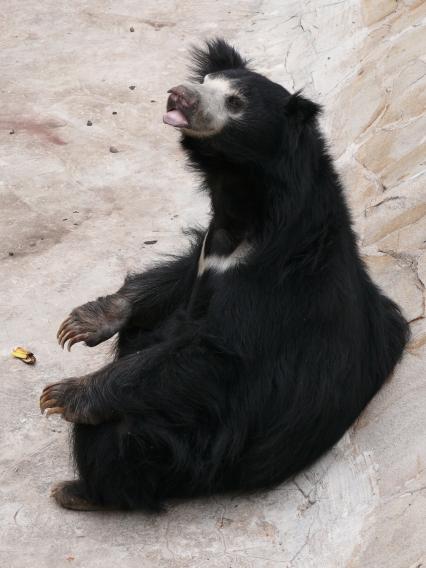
[39,377,104,425]
[57,295,131,351]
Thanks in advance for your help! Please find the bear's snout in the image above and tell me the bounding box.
[167,85,198,110]
[163,85,199,129]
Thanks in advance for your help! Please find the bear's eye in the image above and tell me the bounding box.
[226,95,244,112]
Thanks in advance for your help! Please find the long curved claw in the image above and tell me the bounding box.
[57,313,94,350]
[58,323,76,346]
[40,382,63,410]
[44,406,65,417]
[57,316,73,340]
[43,381,62,390]
[57,322,88,350]
[40,396,58,412]
[40,392,55,406]
[59,329,76,349]
[67,333,89,352]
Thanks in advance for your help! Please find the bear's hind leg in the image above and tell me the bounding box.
[70,421,163,511]
[51,480,108,511]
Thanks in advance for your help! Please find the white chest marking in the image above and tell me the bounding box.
[197,233,252,276]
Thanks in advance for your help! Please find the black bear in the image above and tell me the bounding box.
[40,39,408,511]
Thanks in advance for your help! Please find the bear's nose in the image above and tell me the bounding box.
[167,85,198,110]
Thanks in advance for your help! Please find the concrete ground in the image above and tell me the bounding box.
[1,1,425,566]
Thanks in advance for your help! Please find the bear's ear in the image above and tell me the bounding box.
[190,38,249,82]
[285,91,321,124]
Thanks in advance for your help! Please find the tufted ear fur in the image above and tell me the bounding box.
[285,91,322,124]
[190,38,249,82]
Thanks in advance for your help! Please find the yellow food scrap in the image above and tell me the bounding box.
[12,346,36,365]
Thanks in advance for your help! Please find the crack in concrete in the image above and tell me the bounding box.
[164,518,176,563]
[366,195,404,212]
[13,506,23,527]
[288,513,318,567]
[213,497,229,555]
[377,249,425,320]
[293,478,317,507]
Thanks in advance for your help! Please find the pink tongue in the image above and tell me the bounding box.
[163,109,188,127]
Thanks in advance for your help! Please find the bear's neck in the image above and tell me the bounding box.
[206,168,266,249]
[183,135,347,258]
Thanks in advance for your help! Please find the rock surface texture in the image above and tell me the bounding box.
[0,1,425,567]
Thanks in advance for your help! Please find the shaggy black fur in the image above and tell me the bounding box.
[52,39,409,510]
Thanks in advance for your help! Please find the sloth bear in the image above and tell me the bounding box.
[40,39,408,511]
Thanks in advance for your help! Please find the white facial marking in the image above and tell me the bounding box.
[182,76,243,137]
[203,76,239,132]
[198,234,252,276]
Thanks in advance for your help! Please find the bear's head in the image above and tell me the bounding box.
[163,39,320,162]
